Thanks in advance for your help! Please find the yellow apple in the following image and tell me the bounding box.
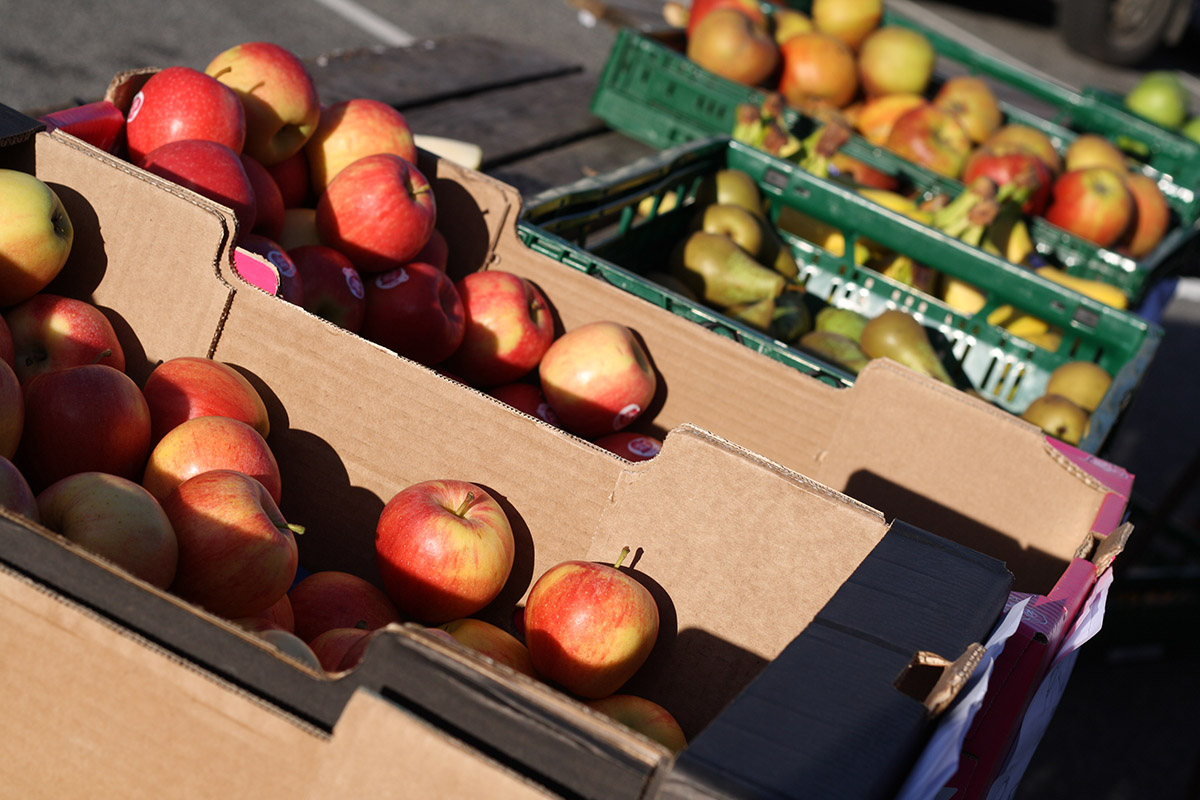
[0,169,74,307]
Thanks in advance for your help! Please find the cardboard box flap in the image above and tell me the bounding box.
[0,103,42,146]
[814,359,1109,595]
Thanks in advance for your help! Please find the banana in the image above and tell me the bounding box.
[981,203,1034,265]
[1035,266,1129,310]
[776,207,870,264]
[857,188,933,225]
[941,276,988,315]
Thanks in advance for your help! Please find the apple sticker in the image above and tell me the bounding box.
[375,268,409,291]
[613,404,643,430]
[343,267,365,299]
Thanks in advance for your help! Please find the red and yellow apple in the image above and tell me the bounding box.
[288,569,403,644]
[438,617,538,678]
[124,66,246,165]
[933,75,1003,144]
[853,93,927,146]
[309,625,374,671]
[0,454,38,522]
[288,244,367,333]
[585,694,687,752]
[1063,133,1128,175]
[984,124,1063,175]
[884,104,973,179]
[777,31,858,110]
[142,414,282,505]
[0,169,74,307]
[141,355,271,445]
[305,98,418,193]
[141,139,257,234]
[1043,167,1134,249]
[686,8,780,88]
[360,261,465,366]
[811,0,882,51]
[0,361,21,460]
[4,293,125,384]
[1119,173,1171,259]
[858,25,936,97]
[962,146,1054,216]
[267,149,312,209]
[240,153,286,241]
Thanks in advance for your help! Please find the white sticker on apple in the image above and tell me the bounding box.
[626,437,661,459]
[268,251,295,277]
[375,267,409,291]
[127,91,144,123]
[344,267,365,298]
[613,404,643,430]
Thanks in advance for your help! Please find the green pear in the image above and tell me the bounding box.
[710,168,766,218]
[1124,71,1189,129]
[814,306,870,343]
[726,295,778,332]
[672,231,786,309]
[697,203,764,256]
[1021,393,1089,445]
[770,287,812,343]
[859,309,955,386]
[798,330,870,374]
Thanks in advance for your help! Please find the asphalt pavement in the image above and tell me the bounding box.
[2,1,1199,797]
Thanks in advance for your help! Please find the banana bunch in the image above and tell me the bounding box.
[928,176,1035,265]
[731,94,802,160]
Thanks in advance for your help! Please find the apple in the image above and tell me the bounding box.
[1043,167,1134,249]
[277,207,323,251]
[592,431,664,462]
[488,381,563,427]
[205,41,321,166]
[523,547,660,699]
[124,66,246,165]
[413,228,449,272]
[234,591,295,634]
[1118,173,1172,259]
[360,262,465,366]
[37,471,178,589]
[685,0,765,36]
[829,151,900,191]
[1063,133,1128,175]
[777,31,858,111]
[287,569,403,644]
[438,617,538,677]
[933,75,1003,144]
[309,625,374,671]
[17,363,151,492]
[161,469,300,619]
[772,8,814,45]
[440,271,556,388]
[858,25,936,97]
[240,153,285,241]
[38,100,127,154]
[374,479,515,624]
[287,244,366,333]
[0,315,13,369]
[0,169,74,308]
[686,8,780,89]
[961,146,1054,216]
[538,321,657,438]
[4,293,125,385]
[141,355,271,445]
[142,414,282,505]
[0,455,38,522]
[267,149,312,209]
[141,139,257,235]
[984,124,1063,175]
[316,153,437,274]
[1124,71,1189,129]
[884,104,974,179]
[853,93,927,146]
[305,98,418,193]
[254,628,322,671]
[811,0,882,51]
[585,694,687,753]
[236,233,305,305]
[0,361,22,461]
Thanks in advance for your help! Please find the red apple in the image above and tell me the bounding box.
[374,479,515,624]
[0,454,38,522]
[685,0,765,36]
[933,75,1003,145]
[17,363,151,492]
[0,315,13,369]
[440,271,556,388]
[316,153,437,274]
[984,124,1063,175]
[360,262,465,366]
[287,244,367,333]
[142,414,282,505]
[523,547,660,699]
[853,93,927,146]
[37,471,178,589]
[438,618,538,677]
[884,104,974,179]
[124,66,246,165]
[288,569,403,644]
[413,228,449,272]
[1063,133,1128,175]
[811,0,882,51]
[1044,167,1134,248]
[267,149,312,209]
[236,233,305,305]
[309,625,374,671]
[161,469,299,619]
[488,381,563,427]
[585,694,688,752]
[141,139,257,234]
[141,355,271,445]
[38,101,126,154]
[592,432,664,462]
[0,168,75,307]
[277,207,323,251]
[240,153,285,241]
[962,146,1054,216]
[0,361,21,460]
[234,591,295,633]
[4,293,125,384]
[205,41,321,166]
[829,151,901,191]
[777,31,858,110]
[538,321,657,439]
[305,98,419,194]
[858,25,936,97]
[687,8,780,89]
[1119,173,1171,259]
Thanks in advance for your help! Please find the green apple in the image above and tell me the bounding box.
[0,169,74,307]
[1124,71,1189,129]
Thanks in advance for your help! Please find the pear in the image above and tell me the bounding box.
[1044,361,1112,413]
[697,203,764,255]
[710,168,765,218]
[798,330,870,374]
[815,305,870,343]
[672,231,786,309]
[1021,394,1089,446]
[726,295,778,332]
[859,309,955,386]
[770,287,813,343]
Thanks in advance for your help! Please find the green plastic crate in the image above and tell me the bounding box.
[518,136,1163,455]
[589,24,1200,307]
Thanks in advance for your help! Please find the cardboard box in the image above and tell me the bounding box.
[0,104,1119,797]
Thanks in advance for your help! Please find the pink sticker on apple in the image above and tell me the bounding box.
[267,250,295,277]
[612,404,643,430]
[344,267,365,299]
[127,91,144,123]
[375,267,409,291]
[625,437,661,459]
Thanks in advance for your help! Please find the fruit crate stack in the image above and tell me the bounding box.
[519,135,1162,455]
[588,5,1200,312]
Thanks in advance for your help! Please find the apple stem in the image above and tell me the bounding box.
[454,492,477,517]
[211,65,232,80]
[280,522,305,535]
[614,545,631,570]
[91,348,112,365]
